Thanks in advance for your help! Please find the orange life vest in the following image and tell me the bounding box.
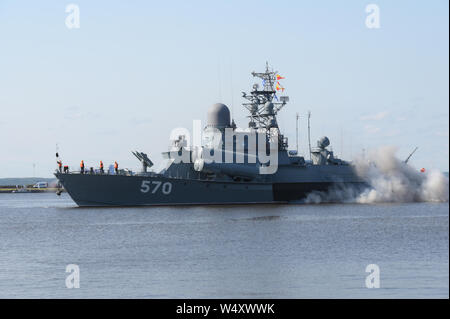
[100,161,104,168]
[80,161,84,168]
[114,162,118,169]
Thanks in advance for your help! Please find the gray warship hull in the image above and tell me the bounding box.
[55,166,366,207]
[55,63,369,207]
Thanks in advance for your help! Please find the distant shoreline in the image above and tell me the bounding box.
[0,188,62,194]
[0,177,61,193]
[0,177,57,186]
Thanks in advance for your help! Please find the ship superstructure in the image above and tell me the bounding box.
[55,64,365,206]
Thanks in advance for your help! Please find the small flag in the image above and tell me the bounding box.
[273,94,278,101]
[262,79,266,87]
[276,81,285,92]
[276,74,285,80]
[420,168,425,173]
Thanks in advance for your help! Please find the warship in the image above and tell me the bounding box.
[55,63,366,206]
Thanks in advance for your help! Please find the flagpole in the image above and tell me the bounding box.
[296,113,299,154]
[308,111,312,161]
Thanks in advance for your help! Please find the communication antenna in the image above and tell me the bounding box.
[307,111,312,161]
[230,59,234,120]
[349,135,353,159]
[296,112,299,153]
[404,146,418,164]
[217,59,222,102]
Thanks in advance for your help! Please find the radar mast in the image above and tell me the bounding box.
[242,62,289,150]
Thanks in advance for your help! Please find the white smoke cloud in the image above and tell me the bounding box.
[305,146,449,204]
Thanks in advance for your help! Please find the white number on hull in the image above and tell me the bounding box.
[151,181,161,193]
[140,180,172,195]
[162,182,172,195]
[141,180,150,193]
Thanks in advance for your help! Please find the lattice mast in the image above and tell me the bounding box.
[241,62,289,150]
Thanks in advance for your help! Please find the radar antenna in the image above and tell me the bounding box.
[241,62,289,150]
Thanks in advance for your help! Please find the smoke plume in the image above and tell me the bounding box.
[305,146,449,204]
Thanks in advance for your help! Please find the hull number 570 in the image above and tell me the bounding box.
[140,180,172,195]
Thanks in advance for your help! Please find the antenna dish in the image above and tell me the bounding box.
[207,103,231,128]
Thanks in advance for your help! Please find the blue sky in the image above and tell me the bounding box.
[0,0,448,177]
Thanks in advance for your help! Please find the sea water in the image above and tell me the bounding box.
[0,193,447,298]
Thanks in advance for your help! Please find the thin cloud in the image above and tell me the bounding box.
[383,129,400,137]
[63,106,102,121]
[435,130,449,137]
[361,111,389,121]
[129,117,152,126]
[364,125,381,134]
